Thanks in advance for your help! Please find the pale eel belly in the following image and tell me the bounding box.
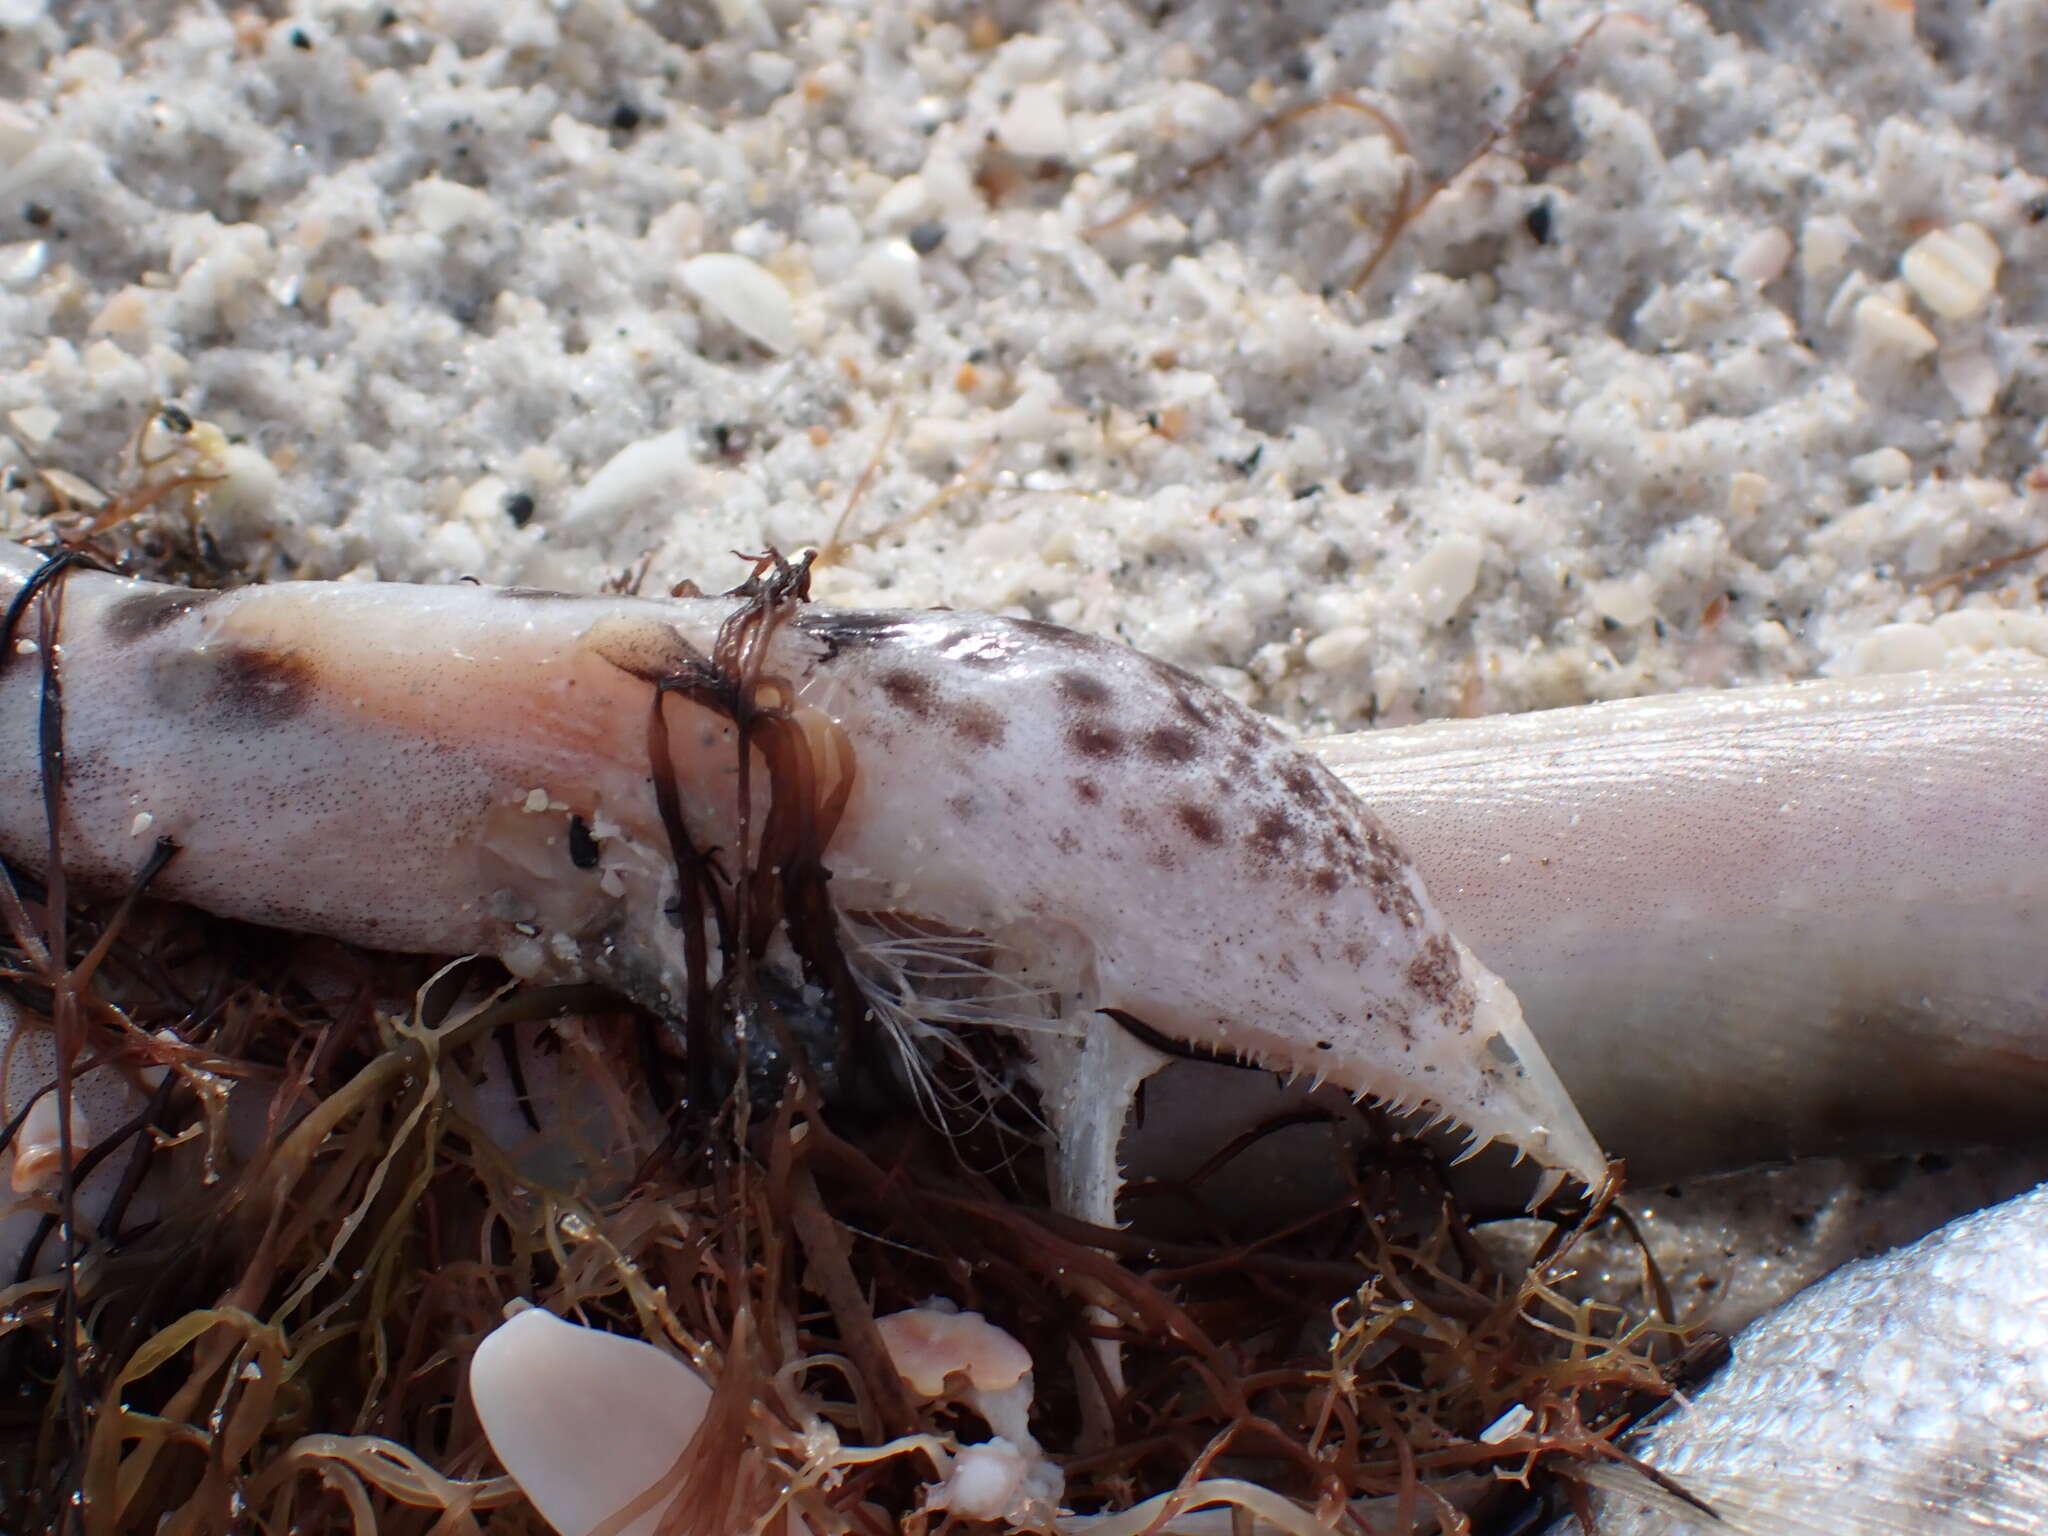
[1314,672,2048,1182]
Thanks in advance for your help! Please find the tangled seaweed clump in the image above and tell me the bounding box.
[0,889,1702,1536]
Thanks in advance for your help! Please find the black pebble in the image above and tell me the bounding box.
[568,815,600,870]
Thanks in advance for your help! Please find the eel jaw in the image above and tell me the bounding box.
[1436,936,1610,1206]
[1031,938,1608,1236]
[1027,1019,1171,1235]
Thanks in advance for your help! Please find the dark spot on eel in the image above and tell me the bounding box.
[209,643,315,728]
[1175,802,1224,845]
[1073,777,1102,805]
[1143,724,1201,763]
[1068,721,1123,758]
[1405,935,1463,1010]
[1278,760,1324,806]
[953,702,1006,747]
[104,586,219,645]
[1247,808,1297,860]
[1363,820,1403,863]
[1369,858,1423,929]
[1054,668,1114,708]
[880,668,938,718]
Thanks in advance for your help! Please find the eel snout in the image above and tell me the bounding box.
[789,606,1608,1211]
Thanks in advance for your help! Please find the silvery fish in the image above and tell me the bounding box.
[1567,1181,2048,1535]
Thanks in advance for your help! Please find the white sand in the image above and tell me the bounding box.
[0,0,2042,1364]
[0,0,2044,730]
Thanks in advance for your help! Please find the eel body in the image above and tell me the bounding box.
[0,542,1604,1225]
[1,538,2043,1201]
[1314,672,2048,1180]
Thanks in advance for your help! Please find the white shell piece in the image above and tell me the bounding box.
[471,1307,712,1536]
[681,252,796,354]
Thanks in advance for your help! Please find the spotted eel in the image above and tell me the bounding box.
[0,542,1604,1229]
